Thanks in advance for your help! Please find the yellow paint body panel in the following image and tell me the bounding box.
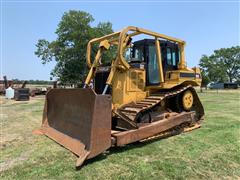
[112,68,147,109]
[147,68,202,90]
[111,67,201,108]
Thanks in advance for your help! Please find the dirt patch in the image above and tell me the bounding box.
[0,150,33,172]
[0,134,24,149]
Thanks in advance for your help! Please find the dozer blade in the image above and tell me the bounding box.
[40,88,112,167]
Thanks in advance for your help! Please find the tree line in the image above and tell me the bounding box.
[199,46,240,86]
[12,79,53,85]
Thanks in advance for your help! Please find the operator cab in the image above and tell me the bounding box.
[126,39,180,85]
[95,39,181,94]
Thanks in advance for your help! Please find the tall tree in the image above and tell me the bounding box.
[199,46,240,83]
[213,46,240,82]
[35,10,114,84]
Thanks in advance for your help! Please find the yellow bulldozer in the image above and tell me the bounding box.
[39,26,204,167]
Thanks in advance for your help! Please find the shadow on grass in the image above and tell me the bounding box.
[77,130,181,170]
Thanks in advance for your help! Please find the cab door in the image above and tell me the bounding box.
[146,41,161,86]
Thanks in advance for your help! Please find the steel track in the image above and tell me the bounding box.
[116,85,204,128]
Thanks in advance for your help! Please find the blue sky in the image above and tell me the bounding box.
[1,1,239,80]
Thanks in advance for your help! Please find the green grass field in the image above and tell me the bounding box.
[1,90,240,179]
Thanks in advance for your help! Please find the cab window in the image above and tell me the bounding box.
[167,48,172,65]
[172,51,176,66]
[124,47,131,62]
[133,46,144,61]
[166,46,179,68]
